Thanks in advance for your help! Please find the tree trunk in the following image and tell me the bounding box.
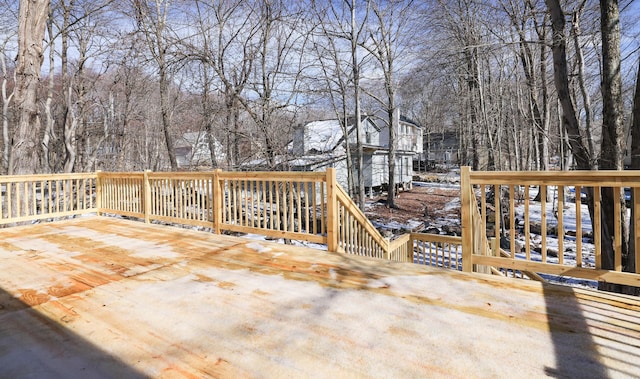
[160,67,177,171]
[628,58,640,281]
[599,0,624,172]
[598,0,635,294]
[201,68,218,169]
[1,48,13,173]
[572,6,596,159]
[10,0,50,175]
[545,0,591,171]
[42,6,55,173]
[351,3,365,211]
[387,105,397,209]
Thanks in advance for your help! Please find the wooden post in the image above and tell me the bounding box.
[407,234,414,263]
[460,166,473,272]
[212,169,222,234]
[326,168,338,252]
[144,170,151,223]
[95,171,102,216]
[635,188,640,273]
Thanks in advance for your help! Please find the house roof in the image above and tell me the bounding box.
[303,120,347,153]
[299,116,380,154]
[400,114,422,129]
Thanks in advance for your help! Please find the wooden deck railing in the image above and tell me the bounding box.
[98,168,433,261]
[412,234,463,270]
[0,173,97,225]
[217,171,329,243]
[5,167,637,289]
[460,166,640,287]
[98,172,145,219]
[0,170,450,268]
[99,170,331,244]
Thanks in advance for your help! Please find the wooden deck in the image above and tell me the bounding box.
[0,217,639,378]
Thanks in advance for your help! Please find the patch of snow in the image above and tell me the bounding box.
[366,279,391,289]
[413,181,460,190]
[443,197,461,212]
[246,242,272,254]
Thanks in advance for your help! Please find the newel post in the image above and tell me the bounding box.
[95,170,102,216]
[212,169,222,234]
[144,170,151,223]
[460,166,473,272]
[326,168,338,252]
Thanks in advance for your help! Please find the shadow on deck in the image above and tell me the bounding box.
[544,283,640,378]
[0,286,147,378]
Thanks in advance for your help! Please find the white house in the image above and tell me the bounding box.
[175,131,225,169]
[290,110,422,194]
[374,109,424,187]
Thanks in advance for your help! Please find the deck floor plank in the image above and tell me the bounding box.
[0,216,639,378]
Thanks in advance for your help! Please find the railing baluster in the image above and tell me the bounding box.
[541,184,547,264]
[594,187,602,269]
[558,185,564,266]
[575,186,583,267]
[524,185,530,261]
[614,187,622,271]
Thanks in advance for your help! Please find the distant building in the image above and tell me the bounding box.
[289,109,423,193]
[175,132,225,169]
[423,131,460,168]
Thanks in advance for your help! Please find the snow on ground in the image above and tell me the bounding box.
[494,186,601,289]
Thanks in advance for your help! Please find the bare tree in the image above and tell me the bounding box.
[240,0,308,169]
[10,0,50,175]
[309,0,370,206]
[435,0,493,171]
[571,0,596,159]
[133,0,179,170]
[187,0,260,169]
[103,35,157,171]
[349,0,367,209]
[501,0,551,172]
[0,0,17,173]
[361,0,418,208]
[545,0,592,170]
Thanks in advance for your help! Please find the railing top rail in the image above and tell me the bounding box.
[218,171,327,182]
[0,173,97,182]
[410,233,462,244]
[468,169,640,187]
[97,170,328,182]
[98,172,144,178]
[146,172,214,179]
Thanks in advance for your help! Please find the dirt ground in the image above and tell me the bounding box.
[364,184,461,233]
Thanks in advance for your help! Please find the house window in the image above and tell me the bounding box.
[365,130,371,144]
